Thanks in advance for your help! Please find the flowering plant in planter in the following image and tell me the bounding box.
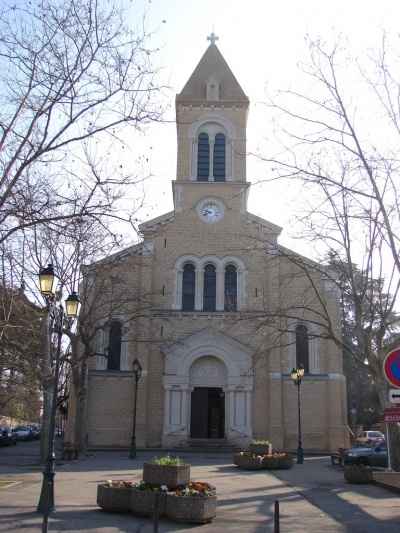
[152,455,183,466]
[233,451,266,470]
[233,451,293,470]
[104,480,135,488]
[174,481,216,497]
[262,452,293,469]
[249,439,273,455]
[133,481,169,491]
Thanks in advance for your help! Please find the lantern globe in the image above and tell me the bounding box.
[298,365,305,378]
[39,264,55,296]
[290,368,297,382]
[65,292,80,318]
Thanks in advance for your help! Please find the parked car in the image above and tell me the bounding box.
[28,425,40,440]
[12,425,34,441]
[343,443,388,467]
[356,430,385,446]
[0,427,17,446]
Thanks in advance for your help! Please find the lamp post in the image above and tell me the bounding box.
[290,364,305,465]
[37,264,80,532]
[129,358,142,459]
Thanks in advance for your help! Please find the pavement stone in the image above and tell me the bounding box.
[0,447,399,532]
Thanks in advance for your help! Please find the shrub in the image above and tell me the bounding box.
[152,455,184,466]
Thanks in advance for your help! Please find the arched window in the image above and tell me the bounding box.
[213,133,226,181]
[224,265,237,311]
[108,321,122,370]
[296,324,309,373]
[197,133,209,181]
[182,263,196,311]
[203,264,216,311]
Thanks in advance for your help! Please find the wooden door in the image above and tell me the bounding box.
[190,388,209,438]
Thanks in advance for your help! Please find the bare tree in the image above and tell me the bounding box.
[258,34,400,464]
[0,0,162,245]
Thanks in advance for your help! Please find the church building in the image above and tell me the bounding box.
[73,38,349,452]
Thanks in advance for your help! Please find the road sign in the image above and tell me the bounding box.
[389,389,400,403]
[384,407,400,422]
[383,347,400,388]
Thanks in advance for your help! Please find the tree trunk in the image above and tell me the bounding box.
[76,357,89,453]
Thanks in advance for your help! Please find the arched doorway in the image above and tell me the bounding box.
[189,356,227,439]
[161,328,253,448]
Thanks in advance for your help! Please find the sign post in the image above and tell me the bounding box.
[382,347,400,472]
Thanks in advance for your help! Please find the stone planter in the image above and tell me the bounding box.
[143,463,190,489]
[344,465,373,484]
[97,484,132,513]
[249,443,272,455]
[233,453,265,470]
[263,454,293,470]
[130,488,166,517]
[165,494,217,524]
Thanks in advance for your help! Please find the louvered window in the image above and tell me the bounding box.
[197,133,209,181]
[182,263,196,311]
[203,264,216,311]
[224,265,237,311]
[296,324,310,373]
[108,321,122,370]
[213,133,226,181]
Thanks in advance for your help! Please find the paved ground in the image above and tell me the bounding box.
[0,443,399,532]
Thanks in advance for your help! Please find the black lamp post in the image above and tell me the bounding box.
[37,264,80,532]
[129,358,142,459]
[290,364,305,465]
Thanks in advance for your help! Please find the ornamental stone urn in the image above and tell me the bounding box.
[233,452,265,470]
[344,465,373,484]
[263,454,293,470]
[143,463,190,489]
[165,494,217,524]
[130,489,166,517]
[97,484,132,513]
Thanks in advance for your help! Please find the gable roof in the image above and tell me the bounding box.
[176,44,249,105]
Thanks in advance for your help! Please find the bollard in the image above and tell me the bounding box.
[274,500,280,533]
[153,491,160,533]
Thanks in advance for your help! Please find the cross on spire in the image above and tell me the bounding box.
[207,32,219,45]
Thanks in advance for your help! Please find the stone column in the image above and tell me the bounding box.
[175,268,183,310]
[195,266,203,311]
[191,138,197,180]
[209,138,215,181]
[226,138,233,180]
[216,266,225,311]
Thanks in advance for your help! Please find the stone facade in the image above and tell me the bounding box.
[69,42,349,452]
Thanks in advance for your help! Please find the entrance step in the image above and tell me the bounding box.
[187,439,238,453]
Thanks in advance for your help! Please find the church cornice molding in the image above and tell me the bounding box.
[244,212,282,235]
[139,210,175,234]
[176,99,249,109]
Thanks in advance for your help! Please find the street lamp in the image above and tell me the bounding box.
[129,358,142,459]
[290,364,305,465]
[37,265,80,533]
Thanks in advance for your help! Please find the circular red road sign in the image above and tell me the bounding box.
[383,347,400,388]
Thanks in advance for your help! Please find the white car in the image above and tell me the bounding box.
[12,426,33,441]
[356,430,385,446]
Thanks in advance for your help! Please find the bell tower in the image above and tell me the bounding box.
[173,35,250,213]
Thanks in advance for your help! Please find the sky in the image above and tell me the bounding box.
[124,0,400,255]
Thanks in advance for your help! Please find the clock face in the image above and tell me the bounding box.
[199,201,224,223]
